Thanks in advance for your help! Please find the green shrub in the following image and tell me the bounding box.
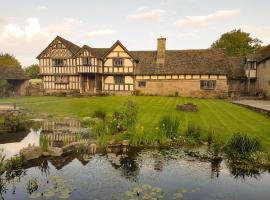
[185,123,200,141]
[158,115,180,139]
[92,109,106,120]
[226,133,262,155]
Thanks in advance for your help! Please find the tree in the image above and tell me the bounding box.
[0,53,20,66]
[24,64,40,79]
[211,29,263,57]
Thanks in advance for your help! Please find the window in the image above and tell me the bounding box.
[114,76,125,84]
[82,57,92,66]
[55,75,69,84]
[200,80,216,90]
[52,59,65,66]
[138,81,146,87]
[250,62,256,70]
[113,58,124,66]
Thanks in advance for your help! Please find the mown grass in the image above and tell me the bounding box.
[1,96,270,145]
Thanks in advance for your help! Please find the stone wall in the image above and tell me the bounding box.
[135,79,228,98]
[257,59,270,99]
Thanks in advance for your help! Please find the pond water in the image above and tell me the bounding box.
[0,124,270,199]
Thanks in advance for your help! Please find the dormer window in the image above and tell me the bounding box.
[82,57,92,66]
[53,59,65,67]
[113,58,123,67]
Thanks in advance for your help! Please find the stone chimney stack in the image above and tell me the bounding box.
[157,37,166,65]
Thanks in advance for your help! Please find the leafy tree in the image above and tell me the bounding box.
[0,79,11,97]
[211,29,263,56]
[0,53,20,66]
[24,64,40,79]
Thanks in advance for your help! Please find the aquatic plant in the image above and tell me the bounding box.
[0,149,5,176]
[158,115,180,139]
[185,122,200,142]
[39,135,49,152]
[92,119,108,137]
[26,178,38,194]
[211,139,222,157]
[226,133,262,156]
[121,100,138,129]
[5,155,25,181]
[125,184,163,199]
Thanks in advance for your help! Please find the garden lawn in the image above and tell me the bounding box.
[1,96,270,145]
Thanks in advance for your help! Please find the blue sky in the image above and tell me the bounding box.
[0,0,270,66]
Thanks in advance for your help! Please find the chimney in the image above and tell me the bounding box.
[157,37,166,65]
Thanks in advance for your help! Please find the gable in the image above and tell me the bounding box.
[103,40,136,60]
[106,44,130,58]
[37,38,73,59]
[36,36,80,59]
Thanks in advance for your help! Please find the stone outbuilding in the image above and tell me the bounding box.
[0,65,29,96]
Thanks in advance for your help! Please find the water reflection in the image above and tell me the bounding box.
[1,119,270,199]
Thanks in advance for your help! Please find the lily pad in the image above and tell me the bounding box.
[30,192,41,199]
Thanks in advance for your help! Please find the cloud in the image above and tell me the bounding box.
[128,9,166,20]
[175,9,240,26]
[37,5,47,11]
[85,29,118,38]
[0,17,83,66]
[242,25,270,44]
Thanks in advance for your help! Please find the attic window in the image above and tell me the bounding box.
[200,80,216,90]
[82,57,92,66]
[113,58,123,67]
[52,59,65,67]
[250,62,256,70]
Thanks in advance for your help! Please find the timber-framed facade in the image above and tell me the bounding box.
[37,36,233,97]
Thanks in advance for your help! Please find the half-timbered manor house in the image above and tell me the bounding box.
[37,36,234,97]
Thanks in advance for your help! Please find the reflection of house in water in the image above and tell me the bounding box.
[42,119,81,132]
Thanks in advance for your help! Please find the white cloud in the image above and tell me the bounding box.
[128,9,166,20]
[175,9,241,26]
[37,5,47,11]
[0,17,83,66]
[85,29,118,38]
[242,25,270,45]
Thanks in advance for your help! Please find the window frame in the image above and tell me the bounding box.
[55,75,69,84]
[114,75,125,84]
[113,58,124,67]
[52,59,65,67]
[82,57,92,66]
[200,80,216,90]
[138,81,146,87]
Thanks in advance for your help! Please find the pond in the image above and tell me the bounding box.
[0,123,270,199]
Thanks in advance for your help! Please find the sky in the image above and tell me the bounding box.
[0,0,270,67]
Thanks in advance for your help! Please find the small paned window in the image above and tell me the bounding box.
[52,59,65,66]
[55,75,69,84]
[114,76,125,84]
[200,80,216,90]
[82,57,92,65]
[138,81,146,87]
[113,58,123,66]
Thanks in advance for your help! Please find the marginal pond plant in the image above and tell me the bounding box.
[158,115,180,139]
[226,133,262,156]
[185,122,201,142]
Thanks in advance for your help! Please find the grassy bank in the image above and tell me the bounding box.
[1,96,270,145]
